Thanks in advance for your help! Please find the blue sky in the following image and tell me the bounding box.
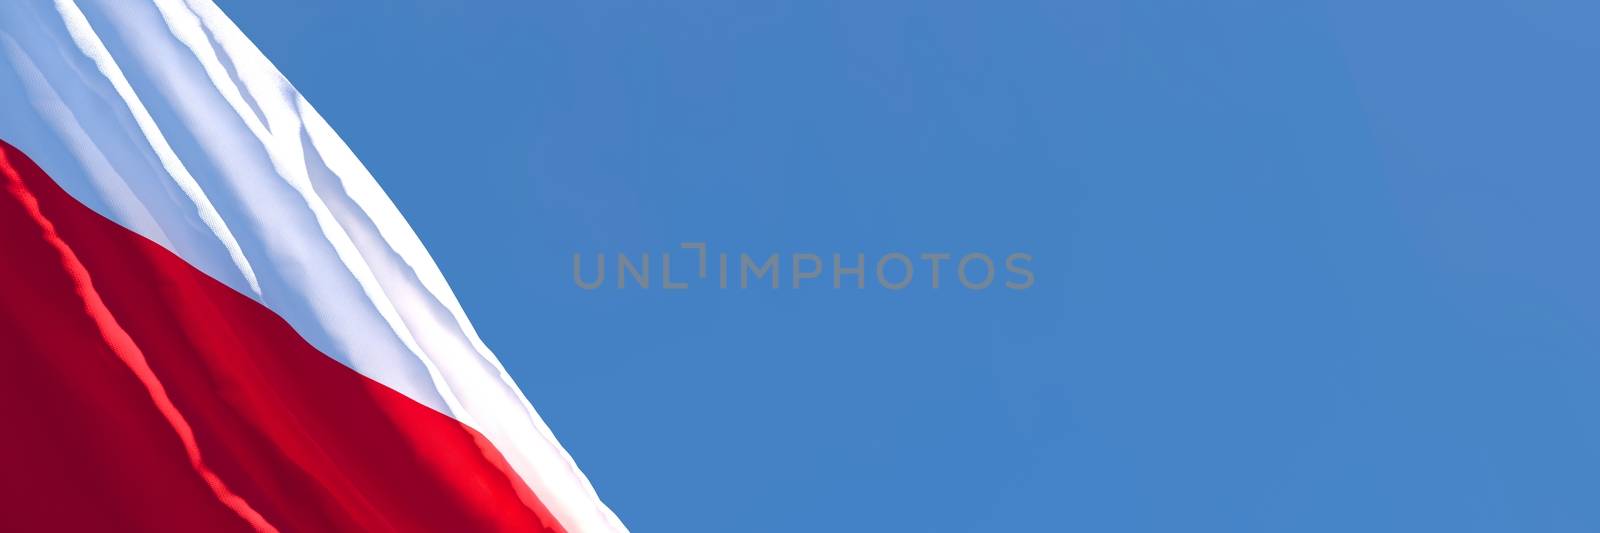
[222,1,1600,531]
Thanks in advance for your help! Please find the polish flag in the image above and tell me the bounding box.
[0,2,625,531]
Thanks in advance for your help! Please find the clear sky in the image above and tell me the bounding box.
[222,1,1599,531]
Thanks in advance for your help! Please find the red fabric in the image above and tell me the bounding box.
[0,141,565,533]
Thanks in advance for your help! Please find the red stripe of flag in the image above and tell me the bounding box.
[0,140,565,532]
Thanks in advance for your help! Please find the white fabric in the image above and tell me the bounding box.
[0,2,624,531]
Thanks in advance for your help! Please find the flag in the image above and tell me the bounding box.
[0,1,625,531]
